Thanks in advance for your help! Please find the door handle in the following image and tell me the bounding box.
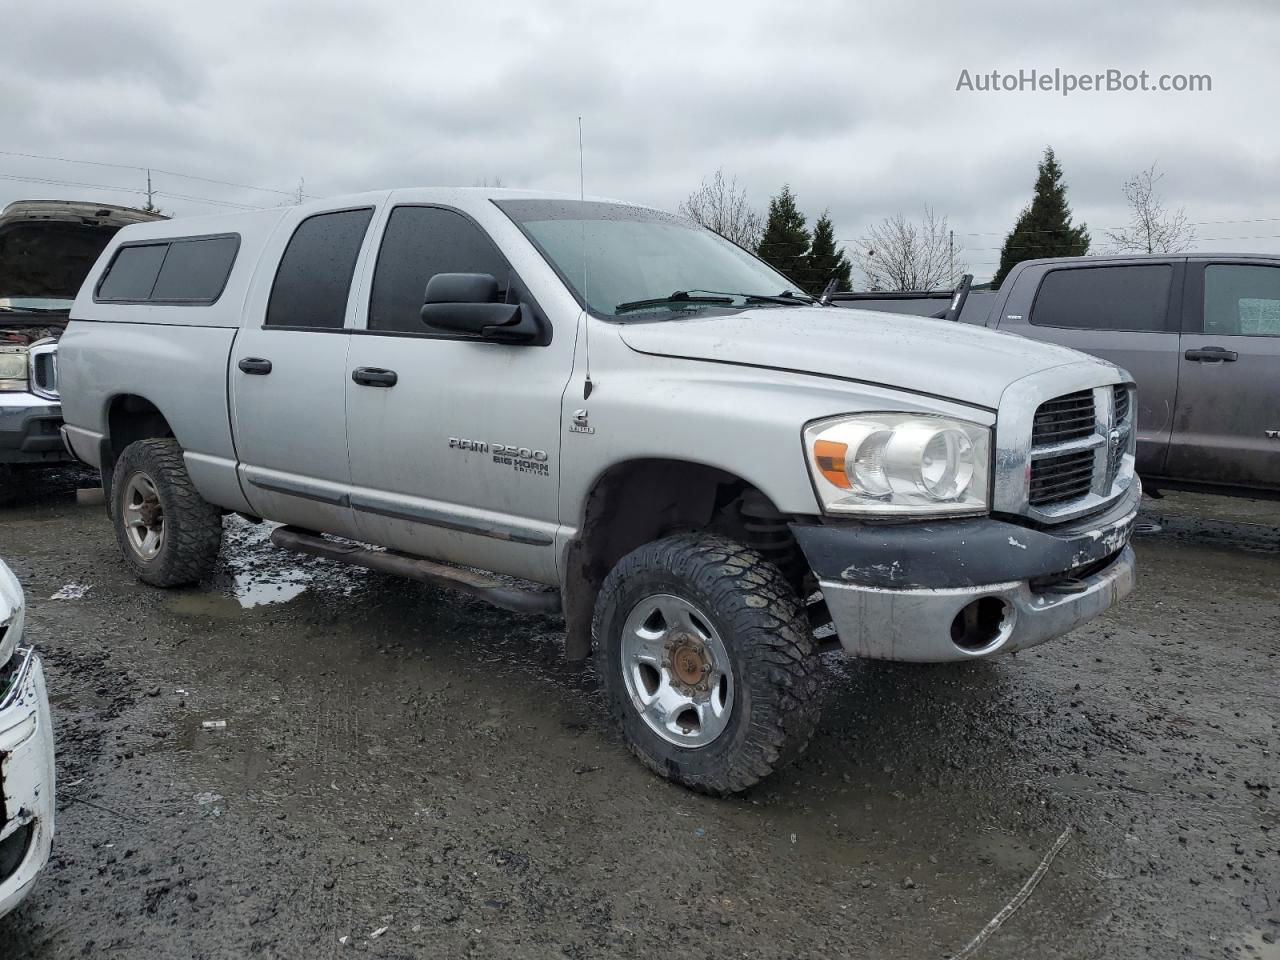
[238,357,273,375]
[351,366,398,387]
[1184,346,1238,362]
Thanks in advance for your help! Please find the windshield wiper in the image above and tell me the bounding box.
[683,289,817,307]
[614,291,734,314]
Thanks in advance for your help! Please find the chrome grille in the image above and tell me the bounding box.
[27,340,58,400]
[1106,385,1132,488]
[1112,384,1129,423]
[1032,390,1095,445]
[1029,449,1095,506]
[994,373,1136,525]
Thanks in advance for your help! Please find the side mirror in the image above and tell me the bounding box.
[420,273,540,343]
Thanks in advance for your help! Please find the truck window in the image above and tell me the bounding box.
[150,236,239,303]
[266,208,373,329]
[96,243,168,301]
[368,206,510,334]
[1030,264,1172,332]
[1204,265,1280,336]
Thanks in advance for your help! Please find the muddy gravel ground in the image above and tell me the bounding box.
[0,469,1276,959]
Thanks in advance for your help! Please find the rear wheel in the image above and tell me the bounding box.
[111,439,223,586]
[593,533,820,794]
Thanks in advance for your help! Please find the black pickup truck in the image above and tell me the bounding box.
[834,254,1280,500]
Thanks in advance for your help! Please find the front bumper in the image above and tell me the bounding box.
[0,392,68,465]
[0,649,55,920]
[794,483,1140,662]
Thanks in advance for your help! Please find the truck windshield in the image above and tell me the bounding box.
[496,199,809,319]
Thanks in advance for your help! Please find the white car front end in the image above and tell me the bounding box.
[0,560,54,921]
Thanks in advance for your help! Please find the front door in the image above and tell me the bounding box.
[1165,260,1280,489]
[344,204,573,584]
[230,206,375,535]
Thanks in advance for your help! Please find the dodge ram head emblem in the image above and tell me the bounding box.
[1108,428,1122,450]
[569,409,595,435]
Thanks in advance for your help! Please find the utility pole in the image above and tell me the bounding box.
[295,177,304,205]
[949,228,954,285]
[145,169,155,211]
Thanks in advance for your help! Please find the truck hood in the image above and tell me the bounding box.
[0,200,165,301]
[618,306,1092,410]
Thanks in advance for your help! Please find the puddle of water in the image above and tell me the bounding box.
[163,516,367,614]
[231,567,313,608]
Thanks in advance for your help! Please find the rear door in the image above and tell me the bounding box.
[230,206,376,535]
[996,261,1182,475]
[1164,259,1280,489]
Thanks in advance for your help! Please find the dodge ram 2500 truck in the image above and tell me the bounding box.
[56,189,1139,793]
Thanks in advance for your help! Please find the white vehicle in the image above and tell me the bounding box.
[57,189,1137,793]
[0,200,162,500]
[0,559,55,919]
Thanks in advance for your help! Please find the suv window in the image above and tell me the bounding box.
[1031,264,1172,332]
[1204,264,1280,336]
[96,243,168,301]
[266,208,373,329]
[97,235,240,304]
[368,206,510,334]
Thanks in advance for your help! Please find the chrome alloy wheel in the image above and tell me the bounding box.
[620,594,734,748]
[122,471,166,560]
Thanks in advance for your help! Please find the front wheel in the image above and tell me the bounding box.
[111,439,223,587]
[593,533,820,794]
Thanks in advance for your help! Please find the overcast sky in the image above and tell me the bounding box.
[3,0,1278,282]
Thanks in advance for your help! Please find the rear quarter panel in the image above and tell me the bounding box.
[60,207,291,513]
[58,322,249,512]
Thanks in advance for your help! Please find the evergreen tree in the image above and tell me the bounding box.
[802,211,853,294]
[993,147,1090,288]
[756,185,810,284]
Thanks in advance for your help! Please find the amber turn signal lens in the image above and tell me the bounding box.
[813,439,850,489]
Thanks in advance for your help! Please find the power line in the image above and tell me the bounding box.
[0,149,313,200]
[0,172,269,211]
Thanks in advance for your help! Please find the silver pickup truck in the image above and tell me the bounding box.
[57,188,1139,793]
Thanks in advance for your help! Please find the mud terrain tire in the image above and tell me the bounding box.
[593,532,820,794]
[111,439,222,587]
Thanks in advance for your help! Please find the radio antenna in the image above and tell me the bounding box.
[579,115,593,399]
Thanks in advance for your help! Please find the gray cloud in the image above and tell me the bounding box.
[2,0,1277,281]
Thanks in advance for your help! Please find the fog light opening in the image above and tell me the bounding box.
[950,597,1013,653]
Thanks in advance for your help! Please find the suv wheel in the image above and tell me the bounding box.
[593,533,820,794]
[111,438,223,587]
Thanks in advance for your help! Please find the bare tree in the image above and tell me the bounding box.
[679,169,763,249]
[473,176,506,188]
[853,208,966,291]
[1105,163,1195,254]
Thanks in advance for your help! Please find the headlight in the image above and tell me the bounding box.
[804,413,991,516]
[0,348,28,384]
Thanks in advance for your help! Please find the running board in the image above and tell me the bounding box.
[269,526,561,616]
